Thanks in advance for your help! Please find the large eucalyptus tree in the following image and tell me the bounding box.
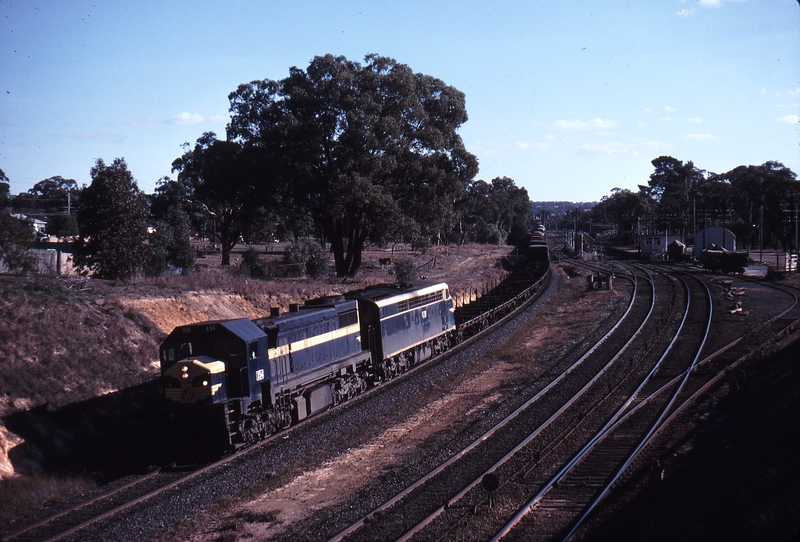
[227,54,478,276]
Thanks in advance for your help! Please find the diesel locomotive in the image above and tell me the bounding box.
[160,281,456,451]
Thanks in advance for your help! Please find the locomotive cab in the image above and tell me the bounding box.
[159,318,269,409]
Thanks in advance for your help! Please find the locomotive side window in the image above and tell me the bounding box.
[338,310,358,328]
[214,338,245,358]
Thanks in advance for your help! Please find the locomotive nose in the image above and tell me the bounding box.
[164,357,227,404]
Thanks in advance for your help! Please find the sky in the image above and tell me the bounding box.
[1,0,799,203]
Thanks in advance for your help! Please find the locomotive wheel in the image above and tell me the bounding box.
[280,409,292,430]
[239,419,256,444]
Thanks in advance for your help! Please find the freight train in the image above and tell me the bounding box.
[527,225,549,263]
[159,281,457,452]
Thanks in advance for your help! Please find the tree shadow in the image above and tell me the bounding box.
[2,381,176,483]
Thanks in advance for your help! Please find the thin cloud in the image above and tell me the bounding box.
[698,0,747,6]
[683,133,717,141]
[551,118,618,130]
[777,115,800,125]
[677,8,696,16]
[512,136,559,151]
[688,117,703,123]
[664,106,677,113]
[578,142,626,155]
[169,112,205,125]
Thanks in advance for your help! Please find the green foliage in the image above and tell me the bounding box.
[227,54,478,276]
[72,158,150,281]
[241,248,270,279]
[592,188,646,242]
[506,220,530,248]
[597,157,798,250]
[0,212,38,274]
[151,205,196,270]
[145,247,167,277]
[0,177,10,208]
[410,233,431,254]
[171,133,279,266]
[282,238,329,278]
[393,257,417,283]
[46,213,79,238]
[457,177,531,244]
[477,223,504,245]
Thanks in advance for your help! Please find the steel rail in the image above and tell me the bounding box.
[491,269,703,541]
[559,273,713,541]
[2,266,551,542]
[395,268,657,542]
[326,270,644,542]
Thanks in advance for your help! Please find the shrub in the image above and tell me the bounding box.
[477,224,504,245]
[393,258,417,283]
[240,248,270,279]
[145,247,167,277]
[410,233,431,254]
[282,239,329,279]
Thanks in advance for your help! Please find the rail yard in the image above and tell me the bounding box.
[2,240,799,542]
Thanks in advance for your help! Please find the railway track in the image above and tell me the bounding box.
[320,264,669,541]
[314,261,800,542]
[6,250,797,542]
[0,260,550,542]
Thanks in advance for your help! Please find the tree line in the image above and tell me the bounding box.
[591,156,799,251]
[0,54,533,280]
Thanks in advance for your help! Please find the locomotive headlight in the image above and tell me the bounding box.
[182,373,189,379]
[202,380,208,386]
[181,365,189,379]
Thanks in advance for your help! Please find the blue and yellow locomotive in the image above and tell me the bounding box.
[160,281,456,451]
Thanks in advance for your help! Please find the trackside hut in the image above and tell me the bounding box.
[640,233,684,261]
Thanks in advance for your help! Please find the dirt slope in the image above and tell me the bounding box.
[0,244,510,479]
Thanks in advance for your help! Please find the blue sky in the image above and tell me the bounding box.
[2,0,799,203]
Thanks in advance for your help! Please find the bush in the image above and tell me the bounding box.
[477,224,504,245]
[145,247,167,277]
[393,258,417,283]
[410,233,431,254]
[241,248,270,279]
[282,239,329,279]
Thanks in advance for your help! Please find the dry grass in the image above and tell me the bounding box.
[0,243,511,526]
[0,471,96,525]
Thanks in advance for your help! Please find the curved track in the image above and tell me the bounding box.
[0,262,550,542]
[321,261,800,542]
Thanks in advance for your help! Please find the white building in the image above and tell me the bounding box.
[640,233,684,261]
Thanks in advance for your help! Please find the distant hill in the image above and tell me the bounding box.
[531,201,597,214]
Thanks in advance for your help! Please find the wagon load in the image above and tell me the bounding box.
[700,244,749,274]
